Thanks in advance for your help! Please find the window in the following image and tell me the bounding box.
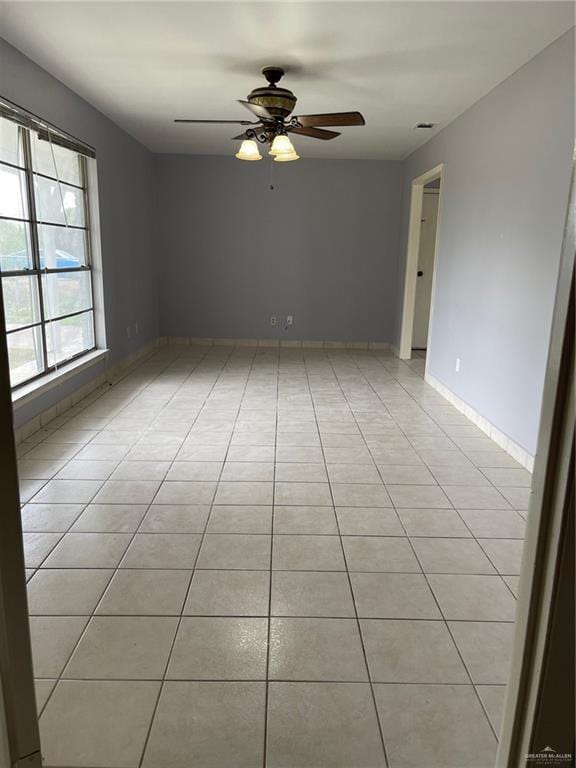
[0,112,97,388]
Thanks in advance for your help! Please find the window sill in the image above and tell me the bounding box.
[12,349,109,409]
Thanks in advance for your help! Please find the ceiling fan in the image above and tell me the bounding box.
[174,66,365,162]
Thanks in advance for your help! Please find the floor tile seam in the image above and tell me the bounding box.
[31,615,517,623]
[41,349,218,761]
[37,675,501,685]
[311,356,390,768]
[406,533,505,577]
[45,674,510,685]
[323,355,483,708]
[261,358,279,768]
[361,359,504,482]
[270,384,528,584]
[372,486,491,703]
[334,361,465,507]
[137,347,253,768]
[473,539,522,590]
[137,348,236,515]
[449,508,523,596]
[31,354,508,756]
[393,504,502,742]
[35,565,523,576]
[62,349,194,436]
[26,349,203,511]
[28,500,89,568]
[24,347,158,441]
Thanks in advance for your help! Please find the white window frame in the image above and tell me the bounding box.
[0,99,107,399]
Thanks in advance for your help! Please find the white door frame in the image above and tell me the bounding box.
[496,158,575,766]
[398,163,444,366]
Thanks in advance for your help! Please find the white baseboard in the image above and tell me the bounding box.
[161,336,391,351]
[14,338,160,445]
[425,372,534,472]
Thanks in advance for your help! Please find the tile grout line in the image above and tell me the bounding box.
[136,344,241,768]
[262,346,279,768]
[343,352,505,743]
[348,351,522,598]
[450,507,522,600]
[327,350,508,749]
[42,348,214,712]
[27,565,521,575]
[24,354,176,720]
[34,676,511,685]
[395,507,503,743]
[308,352,391,768]
[29,347,207,717]
[23,346,523,763]
[29,613,516,623]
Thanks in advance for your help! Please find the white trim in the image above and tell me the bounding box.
[399,163,444,362]
[86,156,107,352]
[12,349,108,410]
[167,337,391,350]
[425,371,534,472]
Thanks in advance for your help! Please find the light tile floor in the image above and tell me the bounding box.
[18,345,530,768]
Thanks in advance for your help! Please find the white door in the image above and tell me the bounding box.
[412,190,439,349]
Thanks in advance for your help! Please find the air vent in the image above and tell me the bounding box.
[414,122,437,130]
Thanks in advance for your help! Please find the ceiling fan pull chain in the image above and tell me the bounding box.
[269,156,275,191]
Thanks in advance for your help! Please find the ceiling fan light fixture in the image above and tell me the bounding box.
[269,134,295,156]
[177,67,365,166]
[235,139,262,161]
[273,150,300,162]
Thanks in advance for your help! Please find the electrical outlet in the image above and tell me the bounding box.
[270,316,277,326]
[126,326,131,338]
[134,322,139,335]
[286,315,293,326]
[455,358,461,373]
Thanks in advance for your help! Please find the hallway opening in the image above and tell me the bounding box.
[399,164,443,364]
[412,180,440,356]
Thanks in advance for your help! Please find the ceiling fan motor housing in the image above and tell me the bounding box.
[247,66,297,119]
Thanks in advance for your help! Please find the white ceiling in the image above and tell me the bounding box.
[0,1,573,159]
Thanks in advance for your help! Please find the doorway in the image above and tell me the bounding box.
[412,181,440,352]
[398,163,443,362]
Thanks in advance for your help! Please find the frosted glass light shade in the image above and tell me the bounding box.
[235,140,262,161]
[273,150,300,162]
[269,134,295,156]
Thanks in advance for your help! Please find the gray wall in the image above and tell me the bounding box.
[154,155,402,342]
[398,31,574,456]
[0,38,158,426]
[3,28,574,455]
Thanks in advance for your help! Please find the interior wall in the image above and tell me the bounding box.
[154,154,402,343]
[398,30,575,456]
[0,38,158,427]
[3,27,574,450]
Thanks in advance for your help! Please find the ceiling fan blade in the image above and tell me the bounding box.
[294,112,365,127]
[238,100,273,120]
[174,119,255,125]
[288,125,340,141]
